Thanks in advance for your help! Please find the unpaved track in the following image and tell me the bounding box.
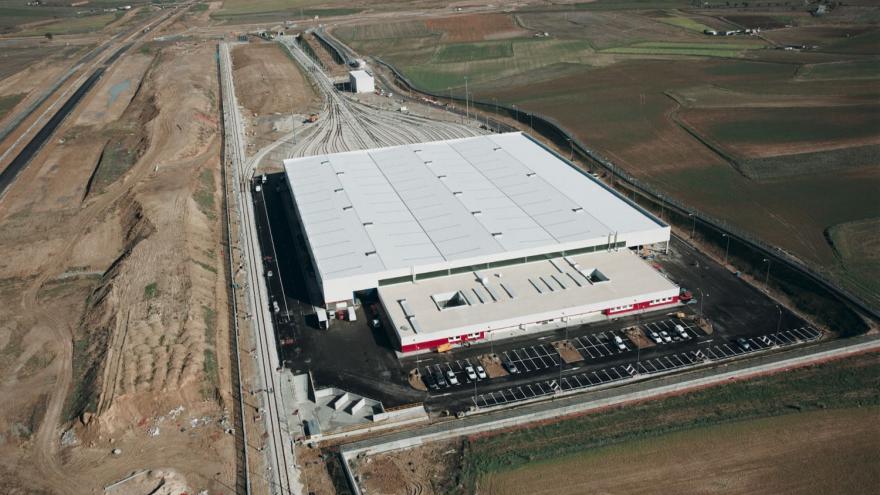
[3,12,212,492]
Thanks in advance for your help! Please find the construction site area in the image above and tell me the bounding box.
[0,1,877,495]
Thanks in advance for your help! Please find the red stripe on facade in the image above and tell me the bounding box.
[603,296,679,316]
[400,331,485,353]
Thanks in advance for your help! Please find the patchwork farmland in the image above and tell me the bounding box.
[334,7,880,306]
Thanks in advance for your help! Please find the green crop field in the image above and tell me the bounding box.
[460,352,880,493]
[212,0,361,21]
[433,42,514,63]
[17,13,118,36]
[603,41,765,58]
[656,16,714,32]
[827,218,880,309]
[686,106,880,149]
[799,60,880,80]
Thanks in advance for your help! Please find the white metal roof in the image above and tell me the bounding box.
[379,249,679,342]
[283,133,667,297]
[349,70,373,83]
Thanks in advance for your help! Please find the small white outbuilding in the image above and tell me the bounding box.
[349,70,374,94]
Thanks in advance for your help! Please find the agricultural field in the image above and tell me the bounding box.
[337,6,880,307]
[209,0,414,23]
[0,0,140,34]
[480,408,880,495]
[16,13,119,37]
[460,352,880,493]
[827,218,880,309]
[679,106,880,158]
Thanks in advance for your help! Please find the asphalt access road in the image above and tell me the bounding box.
[256,173,808,413]
[255,174,424,407]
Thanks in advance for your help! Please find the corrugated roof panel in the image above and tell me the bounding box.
[500,282,516,298]
[408,316,424,334]
[462,289,478,306]
[399,299,415,318]
[282,132,667,297]
[529,278,544,294]
[484,284,501,302]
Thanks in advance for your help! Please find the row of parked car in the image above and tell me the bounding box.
[646,324,691,345]
[423,364,488,390]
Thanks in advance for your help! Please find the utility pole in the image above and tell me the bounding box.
[567,138,573,161]
[763,258,772,288]
[689,213,696,239]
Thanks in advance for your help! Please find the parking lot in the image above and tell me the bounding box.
[501,344,562,373]
[470,326,822,409]
[642,317,702,344]
[570,330,632,359]
[473,363,636,408]
[256,180,825,414]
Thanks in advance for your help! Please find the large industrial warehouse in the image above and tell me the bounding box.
[282,132,681,353]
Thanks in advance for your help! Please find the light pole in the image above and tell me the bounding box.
[775,304,782,333]
[464,76,469,121]
[513,104,519,124]
[763,258,772,288]
[697,287,705,319]
[447,87,453,115]
[689,213,696,239]
[722,234,730,265]
[567,138,573,161]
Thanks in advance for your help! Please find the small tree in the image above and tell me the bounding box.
[44,32,53,40]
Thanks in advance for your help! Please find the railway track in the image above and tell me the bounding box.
[220,42,299,495]
[275,36,484,160]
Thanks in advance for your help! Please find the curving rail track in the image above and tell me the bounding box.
[273,36,484,163]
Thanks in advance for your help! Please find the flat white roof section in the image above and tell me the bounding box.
[283,133,669,303]
[380,250,679,347]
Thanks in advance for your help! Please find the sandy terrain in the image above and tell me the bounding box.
[0,33,236,494]
[231,42,321,152]
[232,42,320,118]
[358,439,462,495]
[75,52,155,127]
[479,407,880,495]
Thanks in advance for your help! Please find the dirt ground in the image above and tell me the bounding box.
[231,42,321,152]
[357,439,463,495]
[478,353,508,379]
[479,407,880,495]
[296,445,337,495]
[426,13,530,42]
[0,32,236,494]
[552,340,583,364]
[624,326,655,349]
